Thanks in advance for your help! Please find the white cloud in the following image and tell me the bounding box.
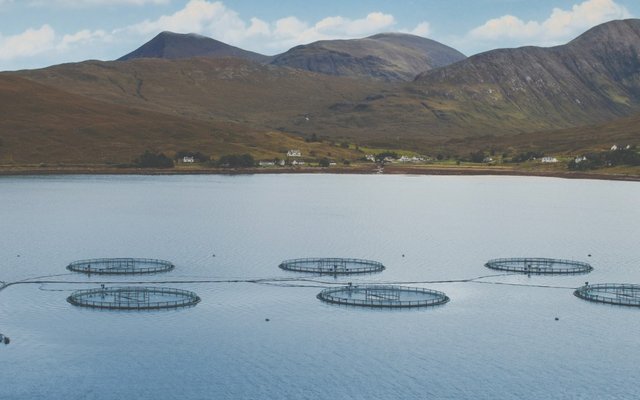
[401,22,431,37]
[0,24,110,67]
[122,1,400,52]
[270,12,396,47]
[469,0,632,45]
[1,0,430,69]
[59,29,110,50]
[123,0,261,43]
[0,25,56,61]
[32,0,169,6]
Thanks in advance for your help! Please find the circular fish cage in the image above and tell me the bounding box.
[574,283,640,307]
[279,258,385,275]
[317,285,449,308]
[67,258,175,275]
[484,258,592,275]
[67,287,200,310]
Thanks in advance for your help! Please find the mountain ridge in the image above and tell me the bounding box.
[270,32,466,81]
[3,19,639,168]
[118,31,272,63]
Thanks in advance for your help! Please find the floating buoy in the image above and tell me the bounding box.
[265,318,270,322]
[402,254,405,258]
[555,317,559,321]
[588,254,592,257]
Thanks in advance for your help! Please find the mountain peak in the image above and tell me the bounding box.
[270,33,465,81]
[568,18,640,45]
[118,31,271,63]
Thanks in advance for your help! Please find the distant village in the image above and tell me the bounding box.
[167,142,639,171]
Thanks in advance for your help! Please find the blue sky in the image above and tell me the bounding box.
[0,0,637,71]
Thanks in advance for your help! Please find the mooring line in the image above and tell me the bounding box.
[2,272,580,294]
[470,281,577,290]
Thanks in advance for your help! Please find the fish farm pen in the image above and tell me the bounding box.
[279,258,385,274]
[67,287,200,310]
[484,258,592,275]
[317,285,449,308]
[574,283,640,307]
[66,258,175,275]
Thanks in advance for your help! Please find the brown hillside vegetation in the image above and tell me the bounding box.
[0,75,358,165]
[435,110,640,157]
[16,57,389,134]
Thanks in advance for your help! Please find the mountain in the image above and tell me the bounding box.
[299,18,640,146]
[412,18,640,127]
[271,33,466,81]
[8,19,640,165]
[118,31,271,63]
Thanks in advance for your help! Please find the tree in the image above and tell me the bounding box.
[469,150,485,163]
[217,154,255,168]
[319,158,330,167]
[134,150,174,168]
[375,151,398,163]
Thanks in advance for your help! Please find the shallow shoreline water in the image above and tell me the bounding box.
[0,165,639,182]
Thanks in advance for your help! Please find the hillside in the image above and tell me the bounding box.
[413,18,640,127]
[301,19,640,145]
[118,31,271,63]
[271,33,466,81]
[16,57,389,134]
[0,75,358,165]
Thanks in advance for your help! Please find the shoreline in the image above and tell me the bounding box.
[0,165,639,182]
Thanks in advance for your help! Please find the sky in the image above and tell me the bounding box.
[0,0,637,71]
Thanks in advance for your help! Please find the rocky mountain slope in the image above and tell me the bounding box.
[118,31,271,63]
[413,18,640,126]
[271,33,466,81]
[305,19,640,144]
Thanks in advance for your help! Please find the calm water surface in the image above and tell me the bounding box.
[1,174,639,399]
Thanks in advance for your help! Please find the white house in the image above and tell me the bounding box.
[541,157,558,163]
[287,149,302,157]
[611,145,618,151]
[292,160,306,166]
[182,156,195,163]
[259,161,275,167]
[575,156,587,163]
[365,154,376,162]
